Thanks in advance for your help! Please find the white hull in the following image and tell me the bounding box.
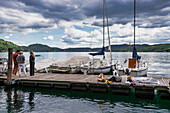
[0,58,8,75]
[50,66,81,74]
[118,67,148,77]
[47,56,90,74]
[81,66,111,75]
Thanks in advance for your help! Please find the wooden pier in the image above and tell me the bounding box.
[0,73,170,100]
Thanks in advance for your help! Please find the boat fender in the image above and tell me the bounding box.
[124,68,131,75]
[143,62,147,67]
[124,59,127,64]
[113,70,118,76]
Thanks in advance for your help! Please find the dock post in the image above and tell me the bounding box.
[4,48,15,85]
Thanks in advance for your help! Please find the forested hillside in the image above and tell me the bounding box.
[0,39,169,52]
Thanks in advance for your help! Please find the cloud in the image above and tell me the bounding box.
[57,18,170,48]
[43,37,47,40]
[57,20,104,48]
[0,0,169,35]
[43,35,54,40]
[4,36,10,39]
[9,34,13,36]
[0,1,55,34]
[4,33,13,39]
[44,31,49,33]
[48,36,54,40]
[161,7,170,12]
[0,0,169,48]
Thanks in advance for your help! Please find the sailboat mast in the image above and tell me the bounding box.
[134,0,136,48]
[103,0,105,60]
[104,0,112,64]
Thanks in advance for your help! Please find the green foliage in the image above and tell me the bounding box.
[0,39,25,52]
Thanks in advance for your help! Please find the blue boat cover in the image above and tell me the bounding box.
[89,46,105,56]
[132,46,141,60]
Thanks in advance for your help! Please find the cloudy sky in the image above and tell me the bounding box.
[0,0,169,48]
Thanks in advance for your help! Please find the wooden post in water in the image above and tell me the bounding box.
[5,48,14,85]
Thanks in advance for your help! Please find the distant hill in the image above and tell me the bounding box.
[0,39,26,52]
[0,39,169,52]
[27,44,63,52]
[107,44,170,52]
[23,43,170,52]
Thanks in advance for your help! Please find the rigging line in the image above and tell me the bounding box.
[103,0,105,60]
[104,0,112,63]
[89,0,101,49]
[137,1,141,45]
[134,0,136,47]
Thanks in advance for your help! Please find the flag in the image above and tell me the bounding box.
[129,42,131,48]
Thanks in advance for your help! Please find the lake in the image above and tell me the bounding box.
[0,52,170,113]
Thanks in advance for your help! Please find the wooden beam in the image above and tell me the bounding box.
[7,48,13,81]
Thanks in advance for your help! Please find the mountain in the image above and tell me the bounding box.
[0,39,169,52]
[0,39,26,52]
[27,44,63,52]
[24,43,170,52]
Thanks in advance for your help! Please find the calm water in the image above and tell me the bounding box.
[0,86,170,113]
[0,52,170,113]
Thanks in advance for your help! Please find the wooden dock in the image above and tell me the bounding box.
[0,73,170,100]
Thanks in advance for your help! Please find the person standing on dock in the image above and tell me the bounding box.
[12,50,20,75]
[29,51,35,76]
[16,51,28,77]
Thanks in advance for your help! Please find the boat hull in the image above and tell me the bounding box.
[81,66,112,75]
[118,67,148,77]
[50,66,81,74]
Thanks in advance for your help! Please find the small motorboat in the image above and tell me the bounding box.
[0,58,8,75]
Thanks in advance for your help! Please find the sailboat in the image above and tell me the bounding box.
[49,56,90,74]
[80,0,113,75]
[117,0,148,76]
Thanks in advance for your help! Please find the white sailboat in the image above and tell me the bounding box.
[49,56,90,74]
[117,0,148,77]
[81,0,113,75]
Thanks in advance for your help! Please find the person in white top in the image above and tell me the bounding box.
[16,51,28,77]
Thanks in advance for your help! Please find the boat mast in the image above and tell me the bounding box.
[103,0,105,60]
[104,0,112,64]
[134,0,136,48]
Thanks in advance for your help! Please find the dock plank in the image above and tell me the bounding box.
[1,73,169,99]
[0,73,169,86]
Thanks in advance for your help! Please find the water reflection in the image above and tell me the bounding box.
[1,86,169,113]
[28,92,35,111]
[5,87,12,113]
[3,86,35,113]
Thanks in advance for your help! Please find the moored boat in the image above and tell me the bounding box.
[80,0,113,75]
[117,0,148,76]
[49,56,90,74]
[0,58,8,75]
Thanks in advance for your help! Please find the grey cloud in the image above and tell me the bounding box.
[62,38,77,45]
[0,0,169,34]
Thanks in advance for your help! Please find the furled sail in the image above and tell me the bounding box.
[89,46,105,56]
[132,46,141,60]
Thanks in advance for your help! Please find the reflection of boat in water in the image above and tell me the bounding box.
[80,0,113,75]
[117,0,148,77]
[49,56,90,74]
[0,58,8,75]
